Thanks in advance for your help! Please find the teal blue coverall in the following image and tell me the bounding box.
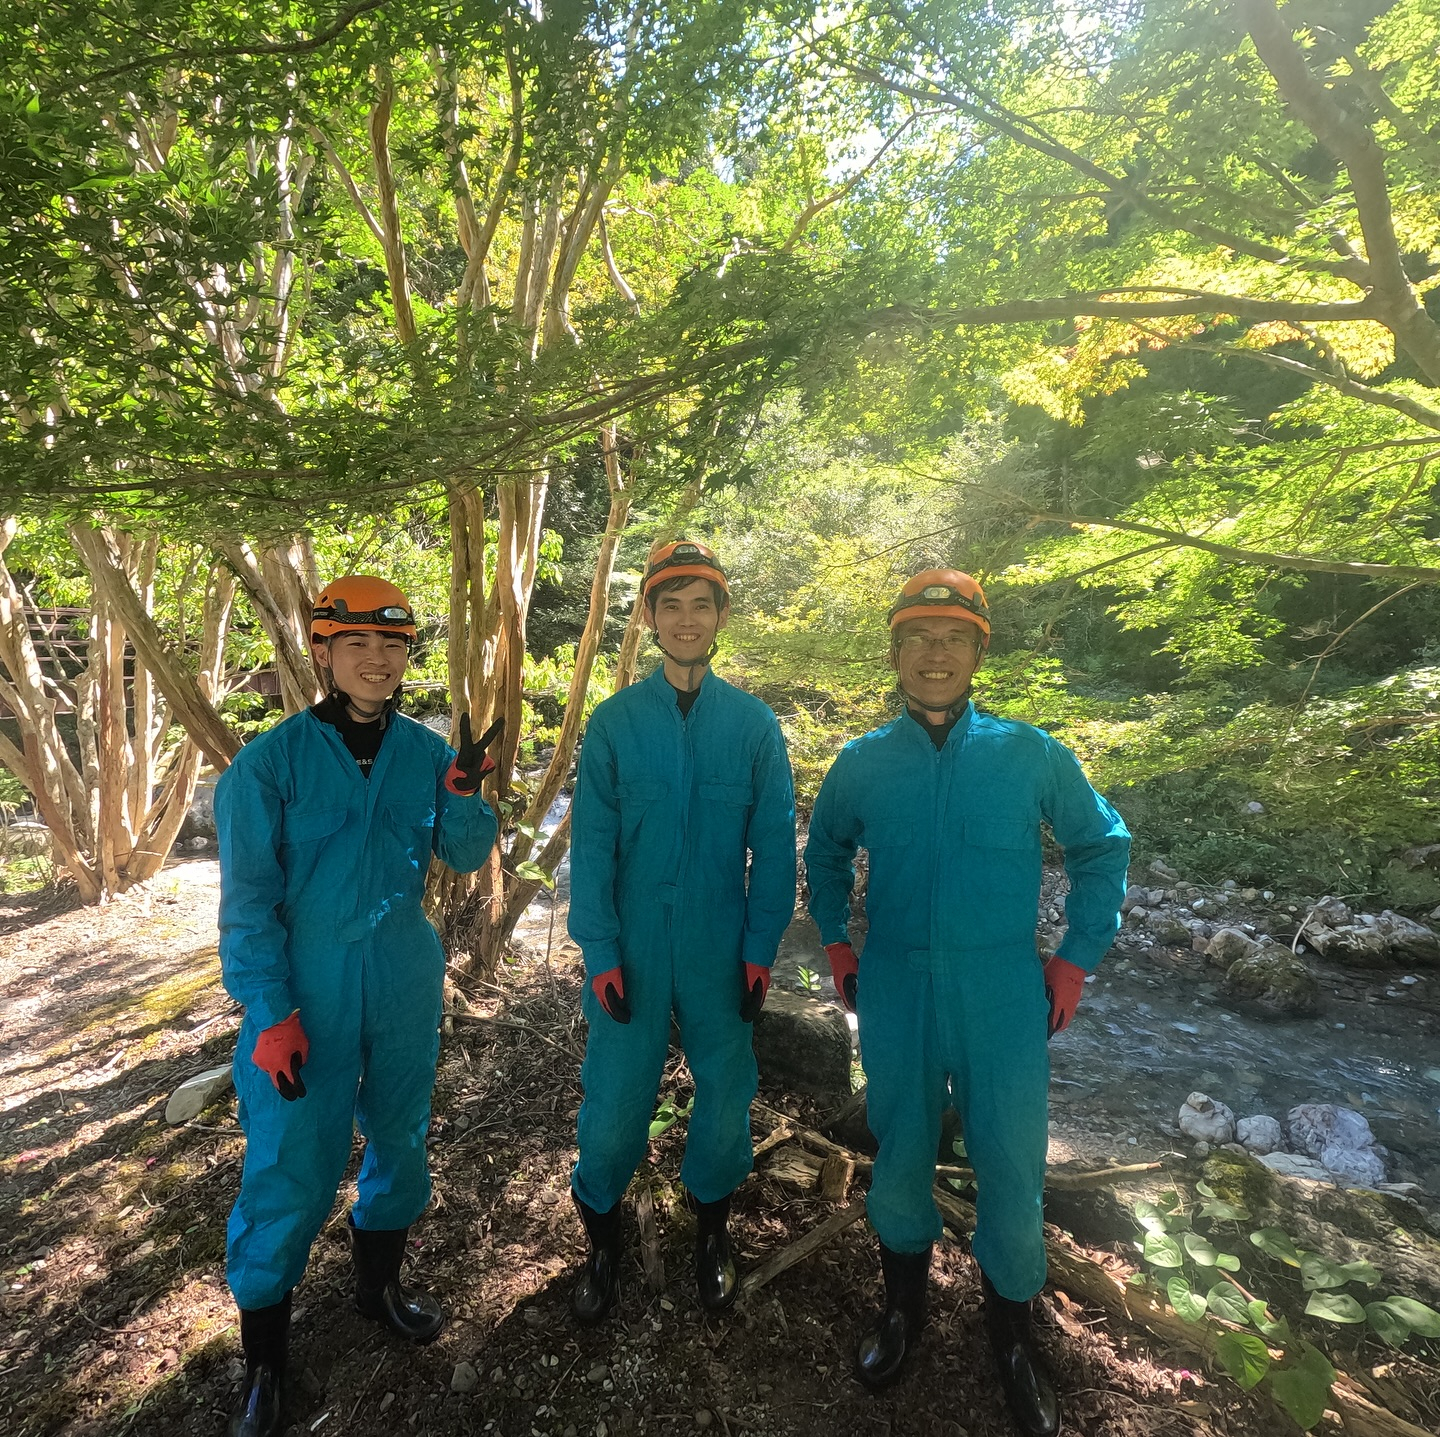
[568,667,796,1211]
[216,710,497,1311]
[805,705,1129,1299]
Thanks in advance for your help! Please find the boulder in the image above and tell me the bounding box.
[1305,923,1393,968]
[177,774,218,841]
[753,990,852,1102]
[1236,1115,1284,1155]
[1178,1092,1235,1145]
[165,1065,234,1124]
[1220,948,1321,1018]
[1259,1151,1333,1182]
[1288,1103,1379,1166]
[1377,911,1440,966]
[1321,1143,1388,1189]
[1205,927,1260,971]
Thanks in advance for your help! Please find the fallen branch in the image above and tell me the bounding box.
[636,1186,665,1295]
[739,1203,867,1299]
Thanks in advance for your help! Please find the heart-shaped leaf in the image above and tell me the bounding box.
[1213,1330,1270,1390]
[1335,1259,1380,1287]
[1250,1227,1300,1266]
[1305,1291,1367,1323]
[1365,1302,1411,1348]
[1199,1198,1251,1222]
[1269,1346,1336,1430]
[1378,1296,1440,1338]
[1167,1275,1208,1324]
[1300,1251,1348,1291]
[1142,1231,1185,1269]
[1133,1200,1169,1235]
[1183,1231,1220,1265]
[1206,1280,1252,1326]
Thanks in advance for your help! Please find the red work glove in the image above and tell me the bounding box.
[825,941,859,1013]
[1043,954,1087,1038]
[739,962,771,1022]
[591,966,631,1024]
[252,1010,309,1101]
[445,714,504,795]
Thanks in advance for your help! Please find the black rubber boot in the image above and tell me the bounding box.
[981,1271,1061,1437]
[570,1193,623,1325]
[349,1217,444,1343]
[229,1293,289,1437]
[691,1192,738,1313]
[855,1243,930,1391]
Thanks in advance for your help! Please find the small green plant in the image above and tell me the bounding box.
[795,965,822,993]
[648,1095,693,1141]
[1130,1182,1440,1427]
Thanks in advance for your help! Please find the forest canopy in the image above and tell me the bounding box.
[1,0,1438,911]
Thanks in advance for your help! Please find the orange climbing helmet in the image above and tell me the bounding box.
[642,539,729,604]
[310,575,417,641]
[888,569,990,647]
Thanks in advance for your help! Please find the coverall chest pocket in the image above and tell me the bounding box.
[616,779,666,846]
[961,816,1039,903]
[386,801,437,872]
[280,805,347,849]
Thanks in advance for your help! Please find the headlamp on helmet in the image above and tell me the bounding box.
[642,540,730,604]
[887,568,990,648]
[311,575,418,641]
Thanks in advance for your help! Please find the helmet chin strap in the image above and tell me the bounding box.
[900,682,973,721]
[651,632,719,687]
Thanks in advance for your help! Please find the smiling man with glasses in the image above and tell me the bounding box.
[804,568,1130,1435]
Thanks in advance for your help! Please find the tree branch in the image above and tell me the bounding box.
[880,289,1380,327]
[86,0,388,84]
[368,76,417,346]
[1001,499,1440,582]
[1181,339,1440,432]
[1236,0,1440,385]
[842,60,1372,287]
[308,124,385,248]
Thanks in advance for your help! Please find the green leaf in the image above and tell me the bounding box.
[1141,1231,1185,1268]
[1335,1260,1380,1287]
[1270,1346,1336,1430]
[1199,1199,1251,1222]
[1365,1302,1411,1348]
[1205,1279,1252,1325]
[1166,1275,1208,1323]
[1156,1190,1182,1212]
[1300,1251,1348,1291]
[1250,1228,1301,1266]
[1304,1291,1367,1323]
[1182,1231,1220,1265]
[1205,1280,1252,1326]
[1213,1330,1270,1390]
[1195,1179,1215,1199]
[1214,1251,1242,1272]
[514,860,555,890]
[1133,1200,1169,1235]
[1377,1296,1440,1338]
[1247,1300,1292,1342]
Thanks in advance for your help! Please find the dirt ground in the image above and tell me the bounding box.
[0,860,1432,1437]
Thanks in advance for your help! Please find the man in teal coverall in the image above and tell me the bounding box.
[567,540,796,1321]
[215,575,499,1437]
[806,569,1129,1436]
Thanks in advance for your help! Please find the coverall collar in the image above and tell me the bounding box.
[900,698,975,751]
[644,661,713,710]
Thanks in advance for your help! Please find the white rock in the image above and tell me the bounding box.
[1205,927,1260,970]
[165,1065,234,1124]
[1245,801,1265,814]
[1263,891,1275,901]
[1287,1103,1375,1158]
[1149,859,1179,880]
[1259,1152,1332,1182]
[1236,1115,1284,1155]
[451,1361,479,1394]
[1178,1092,1235,1145]
[1321,1143,1387,1188]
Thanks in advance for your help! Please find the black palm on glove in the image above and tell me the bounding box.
[447,714,504,794]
